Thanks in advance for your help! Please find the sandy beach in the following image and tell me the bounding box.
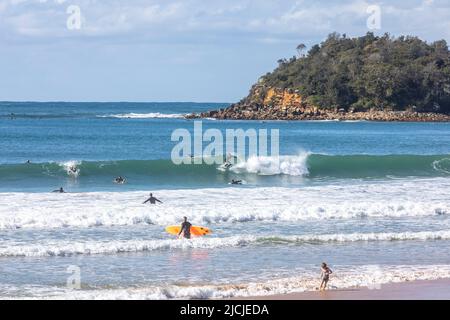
[236,279,450,300]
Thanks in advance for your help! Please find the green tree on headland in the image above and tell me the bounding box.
[261,32,450,113]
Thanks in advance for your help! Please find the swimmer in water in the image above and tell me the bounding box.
[143,193,163,204]
[52,187,65,193]
[231,179,242,185]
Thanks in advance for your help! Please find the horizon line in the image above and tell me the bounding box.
[0,100,232,104]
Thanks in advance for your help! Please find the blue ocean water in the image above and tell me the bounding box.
[1,102,450,191]
[0,102,449,299]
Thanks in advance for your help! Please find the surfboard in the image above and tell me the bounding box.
[165,225,212,237]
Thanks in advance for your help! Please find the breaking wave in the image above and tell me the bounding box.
[2,154,449,182]
[2,230,450,257]
[0,182,449,229]
[5,265,450,299]
[101,113,185,119]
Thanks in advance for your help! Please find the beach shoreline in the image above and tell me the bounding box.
[231,278,450,300]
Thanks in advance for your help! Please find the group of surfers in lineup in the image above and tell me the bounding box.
[46,161,334,291]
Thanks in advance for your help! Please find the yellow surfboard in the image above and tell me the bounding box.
[165,225,212,237]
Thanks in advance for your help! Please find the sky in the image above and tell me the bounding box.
[1,0,450,102]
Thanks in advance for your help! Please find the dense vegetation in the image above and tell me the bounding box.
[261,32,450,113]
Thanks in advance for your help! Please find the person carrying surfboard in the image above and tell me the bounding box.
[178,216,192,239]
[143,193,163,204]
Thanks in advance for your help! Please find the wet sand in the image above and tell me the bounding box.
[235,279,450,300]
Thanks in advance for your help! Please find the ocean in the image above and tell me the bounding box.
[0,101,449,299]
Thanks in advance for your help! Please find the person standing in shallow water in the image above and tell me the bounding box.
[319,262,333,291]
[178,216,192,239]
[143,193,163,204]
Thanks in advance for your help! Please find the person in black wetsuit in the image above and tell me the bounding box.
[69,166,78,174]
[143,193,163,204]
[178,216,192,239]
[231,179,242,185]
[114,176,125,184]
[52,187,65,193]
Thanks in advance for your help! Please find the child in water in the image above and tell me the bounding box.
[319,262,333,291]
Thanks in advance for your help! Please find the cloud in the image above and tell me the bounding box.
[2,0,450,102]
[1,0,450,44]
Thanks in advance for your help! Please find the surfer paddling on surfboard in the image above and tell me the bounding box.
[178,216,192,239]
[52,187,65,193]
[143,193,163,204]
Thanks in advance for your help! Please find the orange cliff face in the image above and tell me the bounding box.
[263,88,302,109]
[248,86,317,113]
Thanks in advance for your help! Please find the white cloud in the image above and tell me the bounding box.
[1,0,450,44]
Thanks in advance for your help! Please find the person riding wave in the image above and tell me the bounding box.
[114,176,125,184]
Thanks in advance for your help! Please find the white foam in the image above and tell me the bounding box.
[0,179,449,229]
[102,113,185,119]
[1,230,450,257]
[230,154,310,176]
[433,158,450,174]
[59,160,80,177]
[4,265,450,299]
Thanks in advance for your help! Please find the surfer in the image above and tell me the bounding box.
[143,193,163,204]
[223,162,233,169]
[26,160,31,164]
[178,216,192,239]
[114,176,125,184]
[231,179,242,185]
[69,166,78,174]
[224,153,237,168]
[319,262,333,291]
[52,187,65,193]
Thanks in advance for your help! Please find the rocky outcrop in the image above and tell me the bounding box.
[186,85,450,122]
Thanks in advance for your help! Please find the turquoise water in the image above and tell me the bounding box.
[1,102,450,191]
[0,102,449,299]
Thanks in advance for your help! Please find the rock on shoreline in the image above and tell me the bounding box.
[187,108,450,122]
[186,86,450,122]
